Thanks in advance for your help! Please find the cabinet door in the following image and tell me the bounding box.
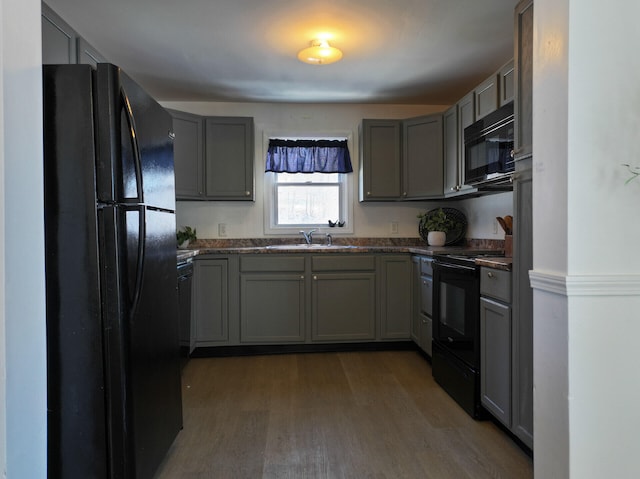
[240,273,305,343]
[378,256,411,340]
[480,297,512,427]
[311,272,376,341]
[193,259,228,344]
[77,37,107,67]
[419,313,432,357]
[500,60,515,106]
[204,117,254,200]
[42,4,77,64]
[402,114,443,199]
[457,92,477,193]
[443,105,460,196]
[360,119,401,200]
[410,257,422,344]
[514,0,534,160]
[512,159,533,448]
[475,74,499,120]
[170,110,204,199]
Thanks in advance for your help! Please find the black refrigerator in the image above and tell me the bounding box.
[43,63,182,479]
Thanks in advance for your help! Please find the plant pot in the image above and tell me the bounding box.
[178,239,190,249]
[427,231,446,246]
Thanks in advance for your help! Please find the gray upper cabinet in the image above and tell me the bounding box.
[359,119,402,200]
[474,74,499,120]
[444,93,478,197]
[171,114,255,201]
[42,3,106,66]
[402,114,443,199]
[76,37,107,68]
[514,0,534,160]
[205,116,255,200]
[42,3,77,64]
[500,60,515,106]
[359,115,443,201]
[170,110,205,199]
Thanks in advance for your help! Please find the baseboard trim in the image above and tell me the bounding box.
[190,341,418,358]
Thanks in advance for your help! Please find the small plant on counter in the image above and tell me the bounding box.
[177,226,197,248]
[419,208,455,233]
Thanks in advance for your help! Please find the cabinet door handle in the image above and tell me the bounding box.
[300,275,304,280]
[245,190,251,196]
[367,191,371,196]
[313,275,318,280]
[487,271,494,278]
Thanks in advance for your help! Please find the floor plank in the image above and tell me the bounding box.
[155,351,532,479]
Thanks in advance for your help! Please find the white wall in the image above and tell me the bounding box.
[1,0,47,477]
[532,0,640,477]
[164,101,513,240]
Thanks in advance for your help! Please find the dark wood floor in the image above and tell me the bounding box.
[155,350,533,478]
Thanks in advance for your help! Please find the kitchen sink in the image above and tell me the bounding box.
[265,244,359,250]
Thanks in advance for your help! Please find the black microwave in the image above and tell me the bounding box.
[464,102,515,188]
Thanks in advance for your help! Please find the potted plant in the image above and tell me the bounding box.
[419,208,454,246]
[177,226,197,249]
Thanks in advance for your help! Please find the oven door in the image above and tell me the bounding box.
[432,260,480,369]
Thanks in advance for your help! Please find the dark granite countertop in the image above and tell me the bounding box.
[177,237,507,266]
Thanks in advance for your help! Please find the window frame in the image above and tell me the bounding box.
[263,130,355,236]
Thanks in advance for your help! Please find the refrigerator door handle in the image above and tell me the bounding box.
[124,205,146,315]
[120,90,144,203]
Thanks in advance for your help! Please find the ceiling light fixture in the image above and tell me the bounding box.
[297,39,343,65]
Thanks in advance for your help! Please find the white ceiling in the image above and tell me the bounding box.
[44,0,519,105]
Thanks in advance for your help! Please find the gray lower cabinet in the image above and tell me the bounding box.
[239,255,305,343]
[193,258,229,345]
[240,273,305,342]
[378,255,411,340]
[480,296,512,427]
[311,255,376,341]
[411,255,433,356]
[512,159,533,448]
[311,272,376,341]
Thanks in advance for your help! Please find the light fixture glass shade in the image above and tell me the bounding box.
[297,39,343,65]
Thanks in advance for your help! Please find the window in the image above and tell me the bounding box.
[263,133,354,235]
[273,172,343,225]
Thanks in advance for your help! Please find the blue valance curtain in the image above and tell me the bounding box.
[265,139,353,173]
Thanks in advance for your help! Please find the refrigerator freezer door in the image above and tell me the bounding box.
[95,63,176,211]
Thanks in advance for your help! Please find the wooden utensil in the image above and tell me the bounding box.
[496,216,509,234]
[504,215,513,235]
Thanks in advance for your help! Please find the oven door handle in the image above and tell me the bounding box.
[435,262,477,274]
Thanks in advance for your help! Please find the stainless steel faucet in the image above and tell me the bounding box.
[299,229,317,245]
[326,233,333,246]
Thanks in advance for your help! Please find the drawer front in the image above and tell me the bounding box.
[419,256,433,276]
[311,255,376,272]
[240,255,305,272]
[480,267,512,303]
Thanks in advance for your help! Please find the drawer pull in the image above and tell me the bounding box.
[487,271,494,278]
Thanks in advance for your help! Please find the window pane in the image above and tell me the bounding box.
[276,172,339,184]
[277,184,340,225]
